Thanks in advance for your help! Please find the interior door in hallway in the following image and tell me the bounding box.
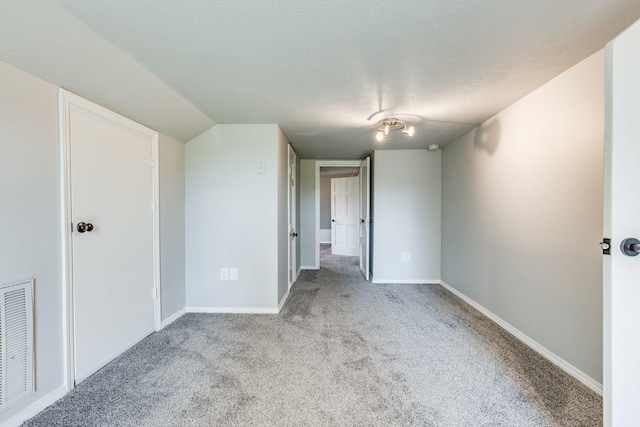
[66,93,158,384]
[359,157,371,279]
[331,176,359,256]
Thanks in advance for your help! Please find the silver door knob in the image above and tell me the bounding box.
[77,222,94,233]
[621,238,640,256]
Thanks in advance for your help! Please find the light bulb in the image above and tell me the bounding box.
[407,126,415,137]
[376,131,385,142]
[384,124,389,136]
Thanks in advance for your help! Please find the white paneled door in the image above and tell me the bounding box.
[63,92,158,384]
[331,177,359,256]
[359,157,371,279]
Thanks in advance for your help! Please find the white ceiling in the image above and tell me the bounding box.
[2,0,639,158]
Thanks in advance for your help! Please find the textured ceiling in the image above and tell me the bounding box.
[2,0,640,156]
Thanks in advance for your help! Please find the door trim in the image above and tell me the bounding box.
[58,89,161,391]
[287,145,298,290]
[314,160,362,268]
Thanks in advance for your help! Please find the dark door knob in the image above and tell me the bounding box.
[621,237,640,256]
[77,222,94,233]
[331,219,335,222]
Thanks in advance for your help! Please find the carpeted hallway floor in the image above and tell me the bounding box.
[24,245,602,426]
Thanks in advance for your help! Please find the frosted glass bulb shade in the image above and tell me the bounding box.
[376,131,385,142]
[407,126,415,136]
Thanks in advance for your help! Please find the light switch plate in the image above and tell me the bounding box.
[220,268,229,280]
[230,268,238,281]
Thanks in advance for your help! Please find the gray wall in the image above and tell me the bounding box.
[185,124,281,309]
[372,150,441,282]
[299,160,317,267]
[441,50,604,382]
[319,176,332,230]
[159,134,186,320]
[0,60,64,422]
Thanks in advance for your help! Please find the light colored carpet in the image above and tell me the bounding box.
[24,245,602,426]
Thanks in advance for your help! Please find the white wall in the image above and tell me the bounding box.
[442,50,604,383]
[159,134,186,320]
[0,60,64,423]
[185,124,283,309]
[299,160,317,267]
[372,150,441,283]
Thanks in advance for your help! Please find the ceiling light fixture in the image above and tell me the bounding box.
[373,118,415,141]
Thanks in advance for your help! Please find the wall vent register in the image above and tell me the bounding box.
[0,280,34,413]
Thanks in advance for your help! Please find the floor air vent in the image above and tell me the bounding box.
[0,280,34,413]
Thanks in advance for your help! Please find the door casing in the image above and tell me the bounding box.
[314,160,366,269]
[359,156,371,280]
[288,145,298,289]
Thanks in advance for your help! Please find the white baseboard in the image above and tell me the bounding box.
[371,279,440,284]
[319,229,331,243]
[439,280,603,395]
[160,308,186,329]
[296,267,301,281]
[3,385,67,427]
[278,288,291,312]
[300,266,319,270]
[186,306,278,314]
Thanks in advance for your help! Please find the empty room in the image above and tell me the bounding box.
[2,1,640,426]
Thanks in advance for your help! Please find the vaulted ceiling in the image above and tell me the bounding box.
[1,0,639,158]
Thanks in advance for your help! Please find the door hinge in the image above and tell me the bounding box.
[152,288,157,300]
[600,238,611,255]
[150,157,155,168]
[151,201,157,213]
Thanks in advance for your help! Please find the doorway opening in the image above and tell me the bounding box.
[319,167,360,267]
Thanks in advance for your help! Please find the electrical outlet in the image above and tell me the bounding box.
[401,253,411,262]
[257,161,265,174]
[220,268,229,280]
[230,268,238,281]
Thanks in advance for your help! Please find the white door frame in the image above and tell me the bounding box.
[314,160,362,268]
[288,145,298,289]
[58,89,161,391]
[359,156,371,280]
